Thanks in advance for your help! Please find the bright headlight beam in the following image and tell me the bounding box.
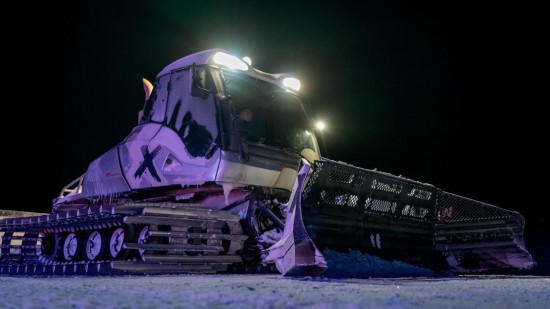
[213,52,249,71]
[282,77,301,91]
[316,121,326,131]
[242,56,252,66]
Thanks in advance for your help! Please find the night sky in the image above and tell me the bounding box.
[25,1,546,272]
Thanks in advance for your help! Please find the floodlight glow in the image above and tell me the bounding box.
[282,77,301,91]
[316,121,325,131]
[242,56,252,66]
[213,52,249,71]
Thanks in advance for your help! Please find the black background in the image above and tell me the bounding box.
[17,1,546,274]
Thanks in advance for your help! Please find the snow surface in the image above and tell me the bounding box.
[1,274,548,309]
[322,249,434,278]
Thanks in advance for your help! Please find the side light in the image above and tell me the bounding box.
[242,56,252,66]
[213,52,249,71]
[282,77,301,91]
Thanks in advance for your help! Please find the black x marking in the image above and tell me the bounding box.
[134,145,162,182]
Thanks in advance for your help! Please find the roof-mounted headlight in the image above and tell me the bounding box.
[282,77,301,91]
[213,52,249,71]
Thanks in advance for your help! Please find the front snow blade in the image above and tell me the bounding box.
[299,160,535,273]
[264,160,327,276]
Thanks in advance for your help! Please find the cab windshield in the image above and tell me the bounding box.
[221,70,316,153]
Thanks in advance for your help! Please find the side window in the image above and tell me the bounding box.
[166,68,218,158]
[141,75,169,123]
[191,65,210,98]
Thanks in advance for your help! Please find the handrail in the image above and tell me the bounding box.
[58,174,85,198]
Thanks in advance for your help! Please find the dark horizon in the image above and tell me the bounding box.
[25,1,546,273]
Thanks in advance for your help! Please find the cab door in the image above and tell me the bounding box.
[147,66,221,186]
[119,66,221,190]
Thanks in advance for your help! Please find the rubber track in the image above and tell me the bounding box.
[0,204,248,275]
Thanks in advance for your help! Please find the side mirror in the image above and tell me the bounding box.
[191,63,210,98]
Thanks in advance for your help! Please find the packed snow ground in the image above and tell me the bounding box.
[1,274,548,309]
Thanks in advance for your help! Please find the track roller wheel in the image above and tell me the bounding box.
[62,233,82,261]
[108,228,125,259]
[84,231,105,261]
[136,225,149,260]
[40,233,60,262]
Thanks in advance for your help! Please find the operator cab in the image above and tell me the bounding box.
[140,49,320,193]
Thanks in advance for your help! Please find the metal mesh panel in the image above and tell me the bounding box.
[303,160,437,222]
[318,190,359,208]
[328,170,365,187]
[303,161,323,197]
[436,191,516,223]
[304,160,522,225]
[365,198,396,213]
